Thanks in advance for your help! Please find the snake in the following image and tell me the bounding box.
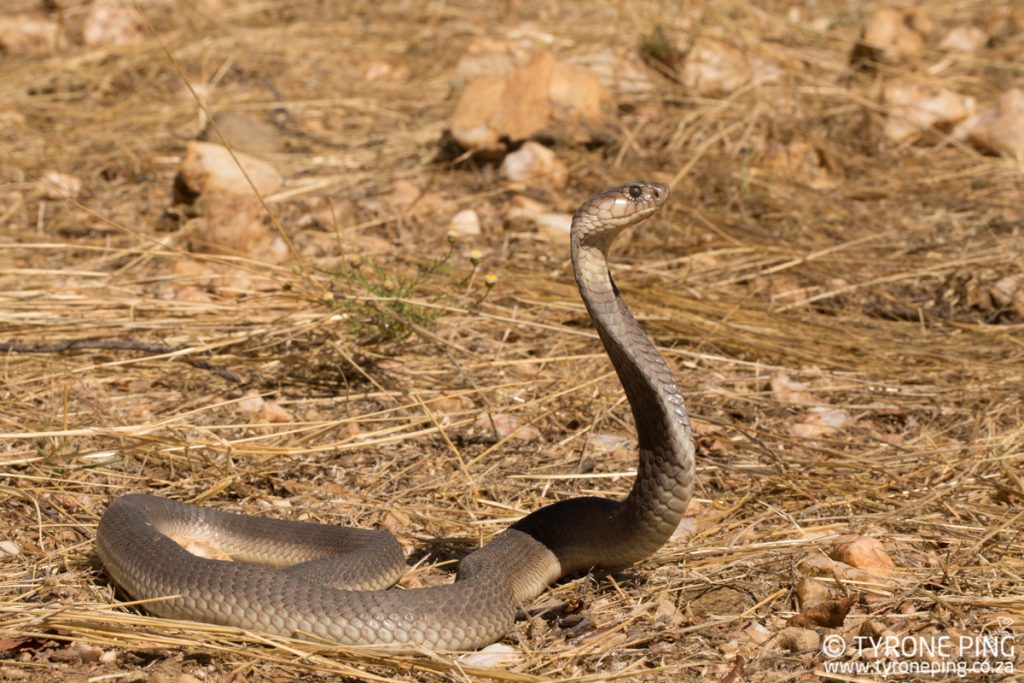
[96,180,696,650]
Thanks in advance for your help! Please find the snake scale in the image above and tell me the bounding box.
[97,180,696,650]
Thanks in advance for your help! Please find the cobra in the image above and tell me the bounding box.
[97,180,696,650]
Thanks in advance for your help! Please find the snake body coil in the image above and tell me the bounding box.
[97,181,695,649]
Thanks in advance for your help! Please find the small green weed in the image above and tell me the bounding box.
[322,233,495,343]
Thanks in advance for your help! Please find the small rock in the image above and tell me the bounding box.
[176,141,284,200]
[199,112,284,158]
[743,621,772,646]
[548,58,612,142]
[499,141,568,189]
[171,255,216,278]
[473,412,542,442]
[505,194,547,221]
[449,209,481,237]
[795,577,831,609]
[789,407,849,439]
[54,493,95,512]
[67,642,103,663]
[38,171,82,200]
[991,274,1024,316]
[190,192,270,257]
[180,80,210,112]
[0,16,61,54]
[360,60,411,82]
[568,48,654,98]
[962,89,1024,158]
[304,198,357,232]
[680,38,751,96]
[98,650,117,665]
[450,49,610,152]
[431,393,475,413]
[775,626,821,652]
[788,7,831,32]
[770,374,814,405]
[237,391,265,414]
[883,81,976,143]
[576,628,628,648]
[451,36,533,90]
[451,53,550,153]
[859,619,893,647]
[940,26,989,52]
[690,420,722,436]
[796,554,885,584]
[762,141,834,189]
[459,642,522,668]
[653,597,684,627]
[671,515,697,542]
[373,180,449,218]
[535,213,572,241]
[505,195,573,241]
[854,6,932,66]
[0,540,20,557]
[83,2,145,47]
[898,601,918,615]
[382,508,411,536]
[257,401,293,424]
[588,432,635,454]
[378,179,419,212]
[831,535,896,575]
[506,361,541,378]
[173,141,285,258]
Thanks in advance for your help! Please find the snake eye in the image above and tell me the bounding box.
[628,185,643,199]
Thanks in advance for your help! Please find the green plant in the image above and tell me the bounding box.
[323,233,495,343]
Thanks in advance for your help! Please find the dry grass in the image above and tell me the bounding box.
[1,0,1023,681]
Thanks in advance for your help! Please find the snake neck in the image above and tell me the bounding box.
[572,240,696,560]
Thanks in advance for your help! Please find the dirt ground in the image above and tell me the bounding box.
[1,0,1023,681]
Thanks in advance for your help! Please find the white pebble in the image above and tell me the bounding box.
[449,209,481,236]
[499,141,568,189]
[459,643,521,668]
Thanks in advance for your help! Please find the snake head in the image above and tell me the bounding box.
[571,181,670,251]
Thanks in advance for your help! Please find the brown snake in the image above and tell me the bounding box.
[97,180,696,650]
